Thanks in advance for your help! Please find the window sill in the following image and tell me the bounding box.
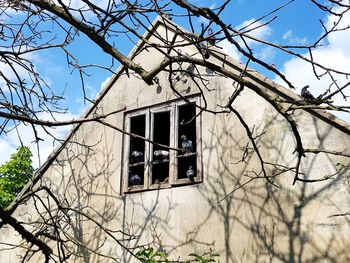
[124,179,201,194]
[172,177,201,186]
[151,159,169,165]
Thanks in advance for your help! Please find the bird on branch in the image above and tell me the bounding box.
[301,85,315,101]
[207,28,216,46]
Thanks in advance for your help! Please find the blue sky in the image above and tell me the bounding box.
[1,0,349,167]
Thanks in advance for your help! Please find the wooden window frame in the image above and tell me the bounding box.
[122,97,202,193]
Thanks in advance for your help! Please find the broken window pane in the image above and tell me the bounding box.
[152,111,170,184]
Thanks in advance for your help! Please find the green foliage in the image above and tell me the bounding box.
[0,146,34,207]
[188,251,220,263]
[136,247,169,263]
[135,247,220,263]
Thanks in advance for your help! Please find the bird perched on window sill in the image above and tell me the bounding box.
[129,171,142,186]
[186,166,195,181]
[131,150,144,163]
[181,135,193,154]
[154,150,169,161]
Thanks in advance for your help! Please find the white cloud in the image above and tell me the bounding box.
[218,18,272,61]
[325,7,350,57]
[74,79,105,114]
[0,111,77,168]
[0,140,16,165]
[1,0,114,24]
[275,7,350,123]
[282,30,292,40]
[0,5,26,19]
[0,52,72,168]
[256,46,276,63]
[0,61,29,93]
[218,39,242,61]
[283,30,308,45]
[51,0,113,20]
[0,51,43,93]
[1,72,112,168]
[236,18,272,46]
[52,0,110,10]
[101,76,112,90]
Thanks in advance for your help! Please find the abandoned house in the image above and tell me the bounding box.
[1,16,350,263]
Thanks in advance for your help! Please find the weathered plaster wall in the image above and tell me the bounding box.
[1,20,349,263]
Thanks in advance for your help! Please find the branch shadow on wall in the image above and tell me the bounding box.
[8,108,350,263]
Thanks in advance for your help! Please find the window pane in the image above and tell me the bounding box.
[128,114,145,186]
[153,111,170,150]
[178,103,196,153]
[152,111,170,184]
[177,103,197,180]
[152,162,169,184]
[177,155,196,180]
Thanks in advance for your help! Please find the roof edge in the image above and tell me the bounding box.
[208,49,350,134]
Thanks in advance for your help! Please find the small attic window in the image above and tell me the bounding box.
[123,97,202,192]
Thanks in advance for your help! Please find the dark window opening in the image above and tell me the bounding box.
[177,103,197,180]
[128,115,145,187]
[128,166,144,186]
[178,103,196,154]
[129,115,145,164]
[153,111,170,151]
[177,155,196,180]
[152,162,169,184]
[152,111,170,184]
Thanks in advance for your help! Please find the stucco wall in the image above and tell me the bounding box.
[1,20,349,263]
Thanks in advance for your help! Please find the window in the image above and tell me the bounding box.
[123,97,201,192]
